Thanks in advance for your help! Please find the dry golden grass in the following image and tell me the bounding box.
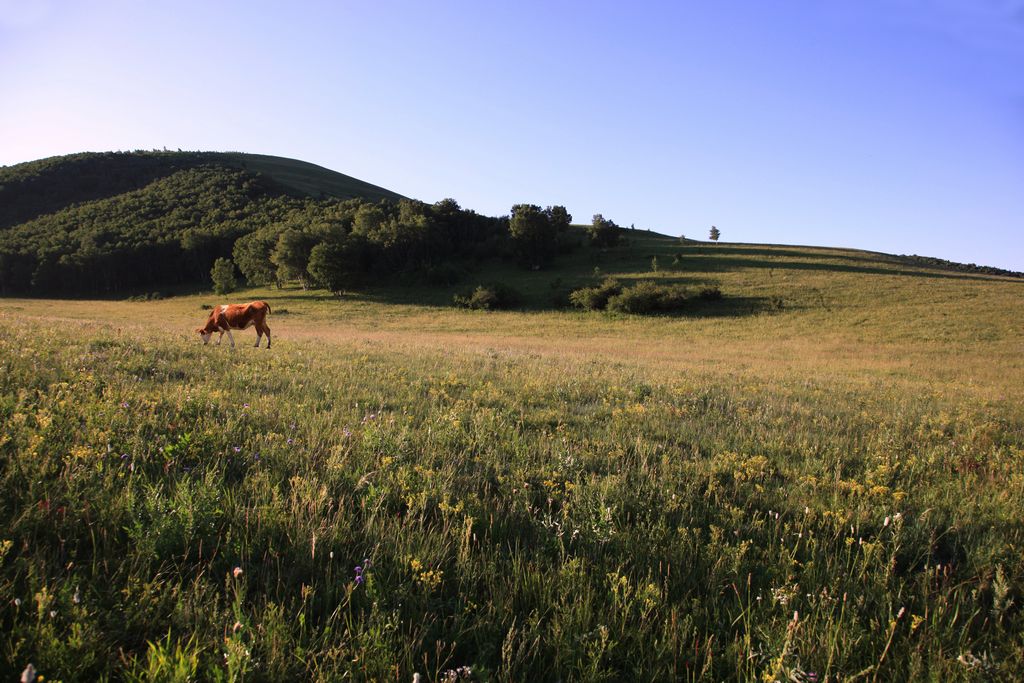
[3,241,1023,680]
[2,243,1021,403]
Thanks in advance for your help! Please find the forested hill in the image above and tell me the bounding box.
[2,151,1018,300]
[0,151,404,230]
[0,151,407,295]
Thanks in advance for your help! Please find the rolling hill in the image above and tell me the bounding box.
[0,150,1019,303]
[0,151,407,296]
[0,150,404,229]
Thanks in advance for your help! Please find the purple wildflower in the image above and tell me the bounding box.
[287,438,293,445]
[354,574,364,586]
[243,403,250,408]
[354,566,363,575]
[120,402,129,408]
[233,446,241,453]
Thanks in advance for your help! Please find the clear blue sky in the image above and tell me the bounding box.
[2,0,1022,270]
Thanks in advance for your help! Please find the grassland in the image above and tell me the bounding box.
[214,153,406,203]
[1,238,1022,681]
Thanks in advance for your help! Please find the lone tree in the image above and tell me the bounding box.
[709,225,721,242]
[588,214,620,247]
[211,257,237,295]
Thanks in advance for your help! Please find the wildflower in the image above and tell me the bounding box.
[354,574,364,586]
[243,403,250,409]
[120,402,129,408]
[287,438,293,445]
[73,587,80,605]
[329,551,334,560]
[233,566,243,579]
[120,454,129,460]
[233,621,243,633]
[14,598,21,607]
[354,566,363,575]
[49,610,57,618]
[807,673,818,682]
[897,606,906,619]
[20,664,35,683]
[884,516,890,527]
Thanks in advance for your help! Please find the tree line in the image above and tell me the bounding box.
[229,199,588,295]
[0,152,624,296]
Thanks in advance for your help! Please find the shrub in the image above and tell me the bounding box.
[607,281,688,314]
[569,278,623,311]
[453,283,522,310]
[127,291,165,302]
[698,286,722,301]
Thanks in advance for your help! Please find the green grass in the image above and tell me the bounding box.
[1,240,1022,681]
[215,152,406,203]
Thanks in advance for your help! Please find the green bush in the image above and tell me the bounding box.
[453,283,522,310]
[569,277,623,310]
[607,281,688,314]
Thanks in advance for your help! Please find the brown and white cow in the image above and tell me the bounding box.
[196,301,272,348]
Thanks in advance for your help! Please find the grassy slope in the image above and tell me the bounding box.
[0,150,405,230]
[1,238,1023,680]
[215,152,406,202]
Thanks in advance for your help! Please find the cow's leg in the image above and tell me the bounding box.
[216,331,224,345]
[254,328,262,348]
[264,323,271,349]
[224,328,235,348]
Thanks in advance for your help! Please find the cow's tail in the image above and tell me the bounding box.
[264,301,271,316]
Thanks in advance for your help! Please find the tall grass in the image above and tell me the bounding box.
[1,306,1021,680]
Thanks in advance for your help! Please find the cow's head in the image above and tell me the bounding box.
[196,326,213,344]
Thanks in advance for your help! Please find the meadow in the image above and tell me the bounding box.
[1,239,1022,681]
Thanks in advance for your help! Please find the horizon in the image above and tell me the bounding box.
[2,1,1022,271]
